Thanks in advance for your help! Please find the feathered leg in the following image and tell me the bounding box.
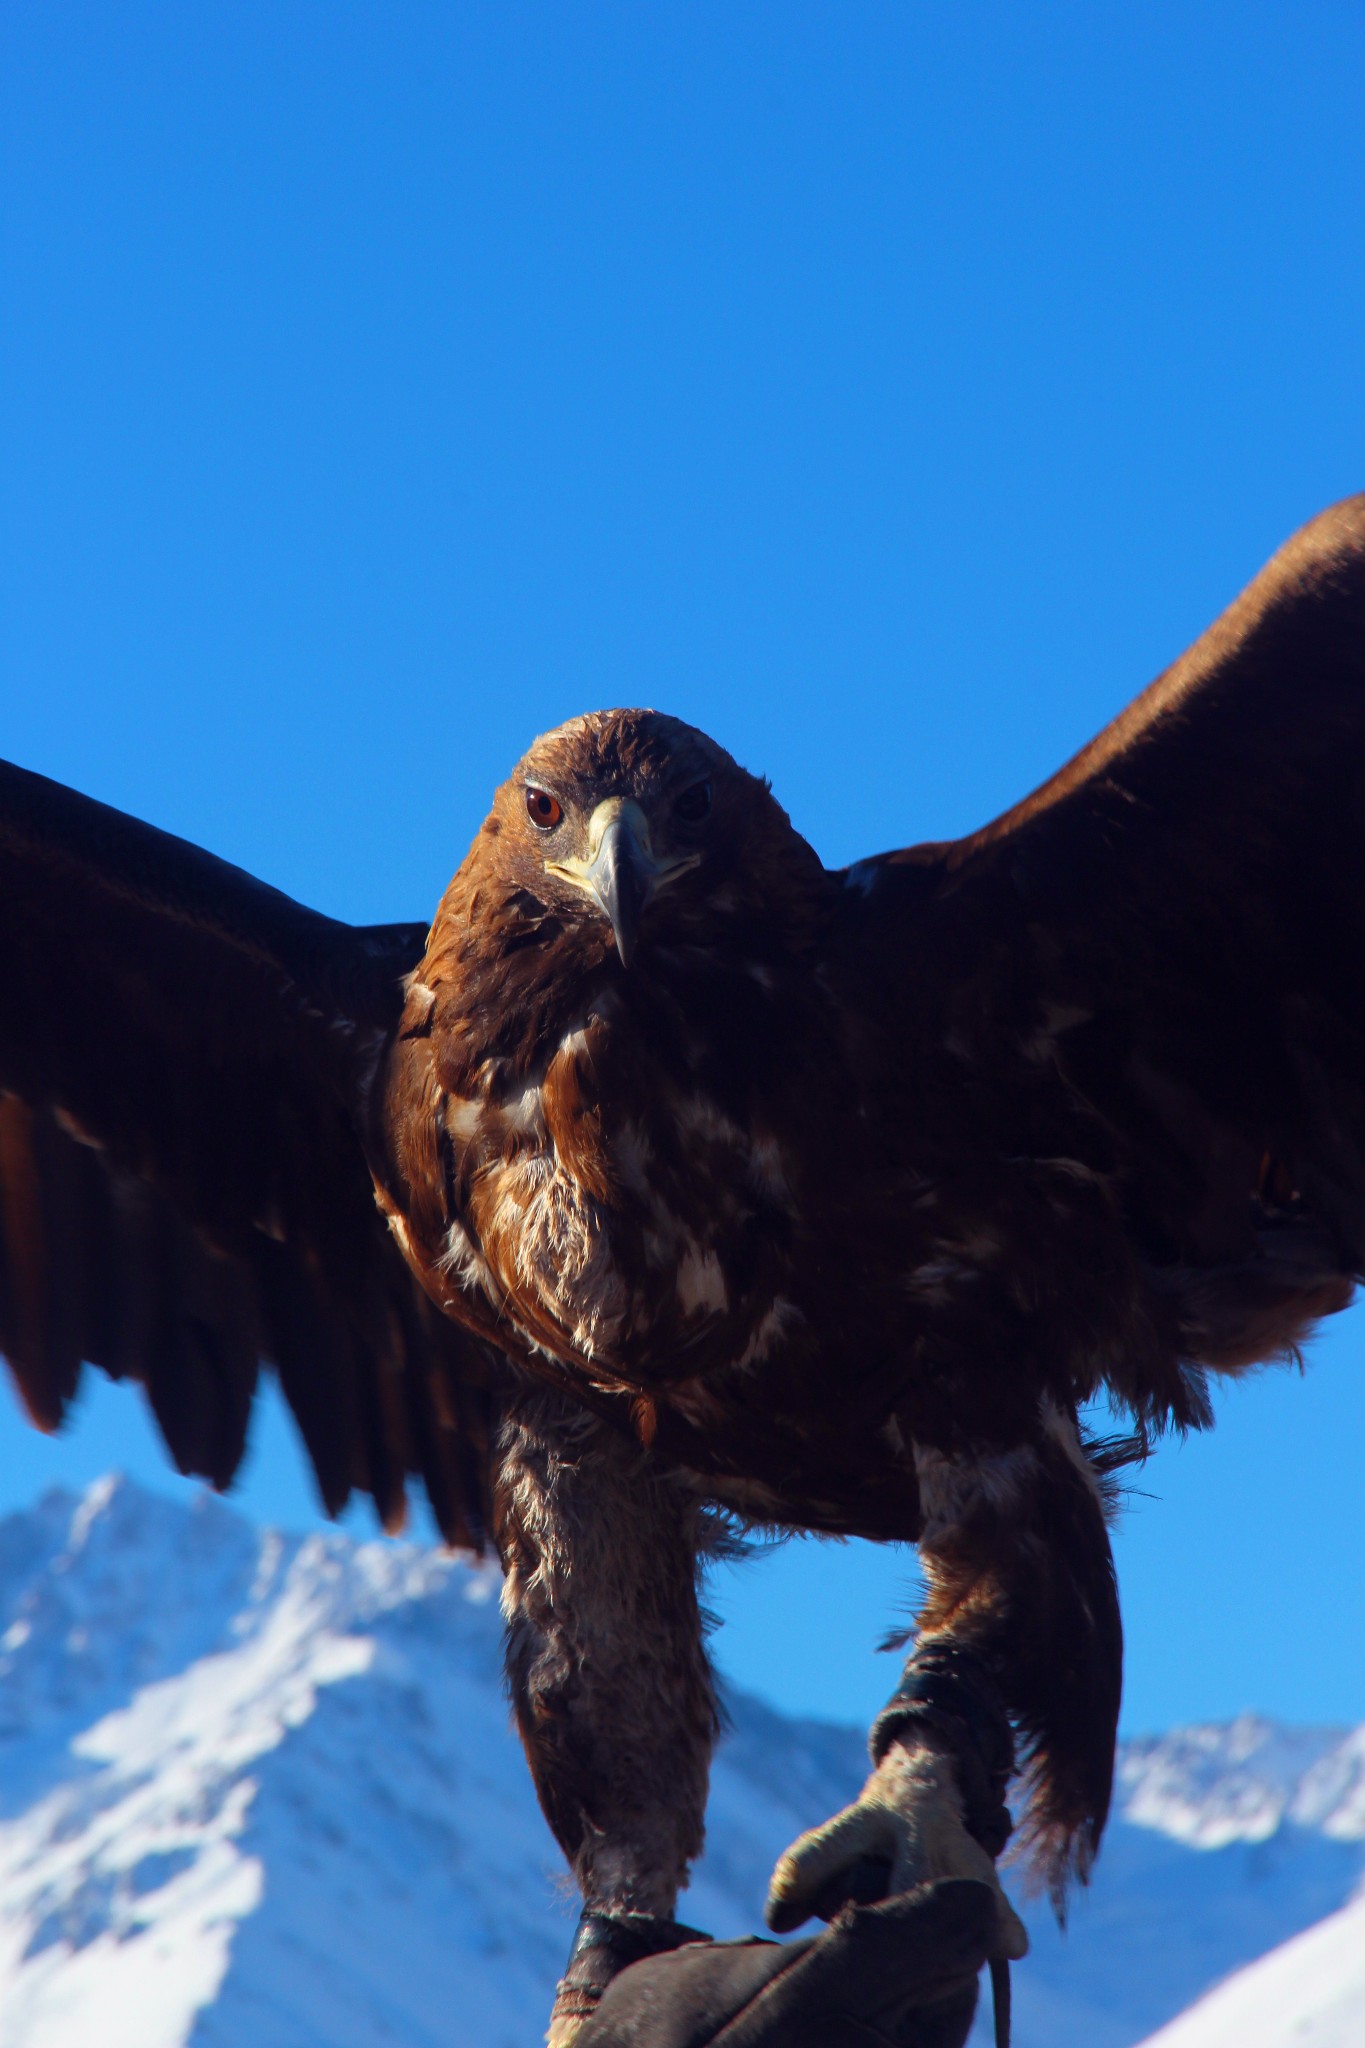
[907,1404,1125,1903]
[494,1388,718,2044]
[766,1401,1119,1983]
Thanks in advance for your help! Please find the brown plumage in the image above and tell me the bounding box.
[2,497,1364,1973]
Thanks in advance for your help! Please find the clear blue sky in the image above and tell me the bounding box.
[3,1,1363,1741]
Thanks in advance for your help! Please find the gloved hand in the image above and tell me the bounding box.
[575,1878,996,2048]
[548,1913,712,2047]
[763,1735,1028,1962]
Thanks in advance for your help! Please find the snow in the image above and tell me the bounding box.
[0,1474,1359,2048]
[1116,1717,1365,1847]
[1137,1888,1365,2048]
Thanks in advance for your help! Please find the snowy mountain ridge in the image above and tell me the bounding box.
[1116,1714,1365,1848]
[0,1474,1359,2048]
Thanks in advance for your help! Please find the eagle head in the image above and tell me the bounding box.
[470,708,824,971]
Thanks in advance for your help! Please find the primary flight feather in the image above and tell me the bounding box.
[2,496,1363,2038]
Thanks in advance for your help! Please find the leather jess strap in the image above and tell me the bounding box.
[869,1641,1019,2048]
[869,1640,1016,1859]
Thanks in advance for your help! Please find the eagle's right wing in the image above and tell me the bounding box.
[0,758,492,1547]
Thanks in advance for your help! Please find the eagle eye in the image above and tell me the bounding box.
[674,779,712,824]
[525,787,564,830]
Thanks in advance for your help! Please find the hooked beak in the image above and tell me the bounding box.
[546,798,699,968]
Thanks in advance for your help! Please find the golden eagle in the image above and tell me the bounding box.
[2,498,1362,2039]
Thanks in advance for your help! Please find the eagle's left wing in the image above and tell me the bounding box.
[823,494,1365,1896]
[847,492,1365,1398]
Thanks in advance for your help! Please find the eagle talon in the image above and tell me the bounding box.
[549,1908,714,2045]
[765,1737,1028,1962]
[809,1850,895,1921]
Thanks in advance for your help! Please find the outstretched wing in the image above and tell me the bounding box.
[828,495,1365,1894]
[0,759,492,1547]
[846,493,1365,1409]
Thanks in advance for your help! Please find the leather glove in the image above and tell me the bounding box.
[763,1735,1028,1962]
[574,1878,995,2048]
[549,1914,711,2046]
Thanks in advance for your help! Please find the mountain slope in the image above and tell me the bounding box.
[0,1477,1359,2048]
[1137,1886,1365,2048]
[1004,1718,1365,2048]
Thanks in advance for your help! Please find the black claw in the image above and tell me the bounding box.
[810,1852,895,1923]
[989,1957,1011,2048]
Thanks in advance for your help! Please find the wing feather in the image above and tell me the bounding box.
[0,757,492,1546]
[841,494,1365,1393]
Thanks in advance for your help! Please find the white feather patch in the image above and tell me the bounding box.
[675,1245,729,1318]
[733,1296,803,1372]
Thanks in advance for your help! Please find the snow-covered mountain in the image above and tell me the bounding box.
[1138,1885,1365,2048]
[0,1477,1359,2048]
